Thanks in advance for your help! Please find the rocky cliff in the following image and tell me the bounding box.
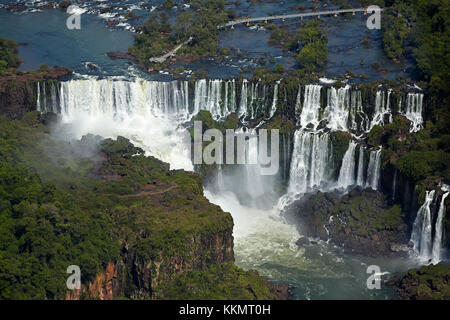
[0,66,71,119]
[283,188,410,257]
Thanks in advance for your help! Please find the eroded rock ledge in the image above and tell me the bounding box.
[283,188,410,257]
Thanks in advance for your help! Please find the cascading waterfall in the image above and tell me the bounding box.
[244,130,265,199]
[350,90,370,132]
[432,191,449,263]
[299,85,322,129]
[404,93,424,133]
[238,79,248,119]
[411,190,436,261]
[268,83,278,119]
[36,82,41,112]
[337,141,357,188]
[36,78,424,136]
[356,146,365,187]
[411,187,449,263]
[369,90,392,131]
[288,130,332,195]
[42,78,241,122]
[366,147,382,190]
[50,82,58,113]
[325,85,351,131]
[35,79,426,202]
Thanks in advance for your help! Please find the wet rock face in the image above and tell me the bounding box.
[283,187,409,257]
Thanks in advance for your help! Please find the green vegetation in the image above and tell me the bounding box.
[370,115,450,182]
[0,112,280,300]
[397,264,450,300]
[382,0,449,92]
[155,263,277,300]
[128,0,233,68]
[0,37,21,75]
[0,116,119,299]
[291,20,327,65]
[268,20,328,72]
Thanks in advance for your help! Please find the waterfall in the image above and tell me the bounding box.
[325,85,351,131]
[356,146,365,187]
[42,81,47,112]
[337,141,357,189]
[369,90,392,131]
[41,79,426,207]
[268,83,278,119]
[411,190,436,261]
[404,93,424,133]
[238,79,248,119]
[50,82,58,113]
[366,147,382,190]
[244,132,265,198]
[431,192,449,264]
[56,78,242,122]
[299,85,322,129]
[350,90,369,132]
[248,82,258,119]
[288,130,331,194]
[194,79,236,119]
[36,82,41,112]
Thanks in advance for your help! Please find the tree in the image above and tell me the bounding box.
[296,41,328,71]
[294,21,327,46]
[175,12,195,38]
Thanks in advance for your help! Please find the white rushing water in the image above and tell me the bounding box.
[325,85,351,131]
[366,147,382,191]
[369,90,392,131]
[411,190,436,261]
[356,146,365,187]
[288,130,331,195]
[299,85,322,129]
[432,192,449,264]
[411,187,449,264]
[403,93,424,133]
[337,141,357,189]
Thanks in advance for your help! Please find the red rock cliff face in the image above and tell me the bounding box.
[65,262,122,300]
[66,230,234,300]
[0,67,71,119]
